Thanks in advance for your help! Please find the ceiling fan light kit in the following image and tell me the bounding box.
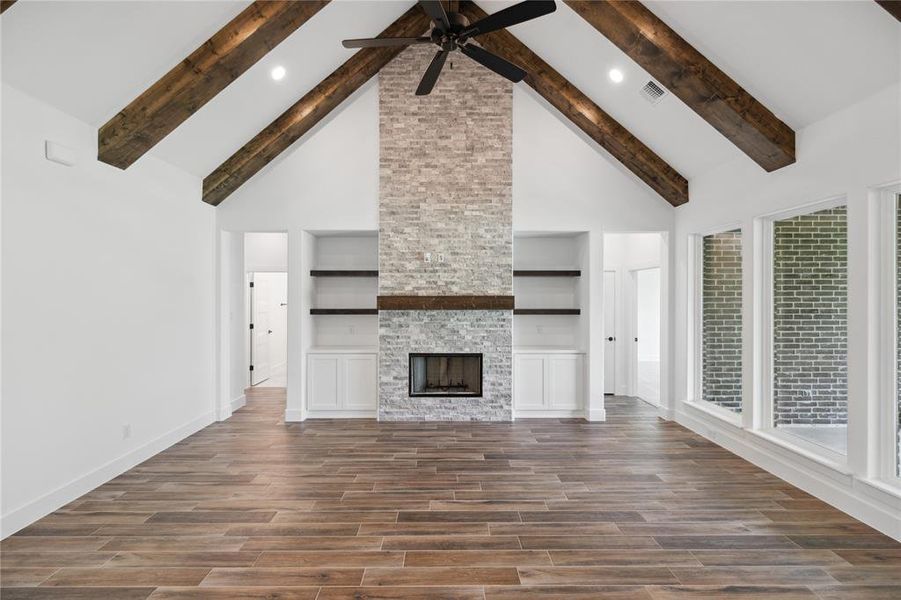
[343,0,557,95]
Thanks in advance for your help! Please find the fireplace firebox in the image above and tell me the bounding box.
[409,353,483,397]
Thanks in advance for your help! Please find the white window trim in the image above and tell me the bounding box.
[876,185,900,485]
[756,195,850,464]
[688,222,743,426]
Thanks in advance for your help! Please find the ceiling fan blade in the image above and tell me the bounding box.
[342,37,431,49]
[420,0,451,31]
[460,0,556,39]
[416,50,449,96]
[460,43,526,83]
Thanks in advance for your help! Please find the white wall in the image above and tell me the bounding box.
[244,232,288,272]
[218,230,246,417]
[673,83,901,539]
[0,84,216,536]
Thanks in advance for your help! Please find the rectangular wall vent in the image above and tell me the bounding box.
[640,80,666,105]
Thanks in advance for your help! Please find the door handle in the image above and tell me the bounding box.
[268,329,273,334]
[607,336,614,342]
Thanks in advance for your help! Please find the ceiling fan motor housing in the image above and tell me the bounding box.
[431,12,471,51]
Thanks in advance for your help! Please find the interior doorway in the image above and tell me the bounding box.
[242,232,289,391]
[249,272,287,387]
[603,232,664,406]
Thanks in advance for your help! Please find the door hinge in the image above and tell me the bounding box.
[249,281,254,288]
[249,365,254,371]
[249,323,254,330]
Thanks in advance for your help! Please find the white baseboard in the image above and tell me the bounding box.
[674,406,901,542]
[304,409,377,419]
[230,394,246,412]
[515,409,585,419]
[587,408,607,422]
[285,408,305,422]
[0,411,214,539]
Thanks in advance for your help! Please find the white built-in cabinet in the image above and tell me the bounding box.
[306,351,377,416]
[513,351,584,416]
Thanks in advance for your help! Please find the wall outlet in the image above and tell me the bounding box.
[122,424,132,440]
[349,325,356,335]
[424,252,432,263]
[536,326,544,334]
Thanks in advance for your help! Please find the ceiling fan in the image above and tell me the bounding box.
[342,1,557,95]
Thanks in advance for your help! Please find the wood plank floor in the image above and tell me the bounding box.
[2,389,899,599]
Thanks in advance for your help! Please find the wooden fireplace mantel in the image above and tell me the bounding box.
[377,295,515,310]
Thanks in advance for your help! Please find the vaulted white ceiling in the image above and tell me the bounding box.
[2,0,898,183]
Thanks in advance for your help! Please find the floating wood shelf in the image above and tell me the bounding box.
[514,270,581,277]
[310,270,378,277]
[310,308,378,315]
[514,308,581,315]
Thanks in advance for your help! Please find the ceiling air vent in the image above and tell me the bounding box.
[639,80,666,106]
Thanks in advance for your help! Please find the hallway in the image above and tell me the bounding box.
[1,391,898,599]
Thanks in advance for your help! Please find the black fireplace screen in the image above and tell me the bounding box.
[409,353,483,397]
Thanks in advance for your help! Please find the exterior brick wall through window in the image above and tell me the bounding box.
[773,205,848,427]
[702,229,743,413]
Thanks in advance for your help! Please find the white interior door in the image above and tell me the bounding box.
[603,270,616,395]
[634,267,661,405]
[259,272,287,371]
[250,275,271,385]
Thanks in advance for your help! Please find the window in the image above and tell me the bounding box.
[770,204,848,456]
[701,229,743,413]
[893,194,901,477]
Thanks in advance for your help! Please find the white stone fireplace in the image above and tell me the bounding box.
[377,44,513,421]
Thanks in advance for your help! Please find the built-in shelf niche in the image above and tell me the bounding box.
[305,232,378,348]
[513,232,589,351]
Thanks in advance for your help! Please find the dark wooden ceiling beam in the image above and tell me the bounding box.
[202,5,432,206]
[98,0,330,170]
[564,0,795,172]
[875,1,901,21]
[1,1,18,15]
[459,1,688,206]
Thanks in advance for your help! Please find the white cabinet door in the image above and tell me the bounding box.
[343,354,377,411]
[514,354,546,410]
[547,354,583,410]
[307,355,340,410]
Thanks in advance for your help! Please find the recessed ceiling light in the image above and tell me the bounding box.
[270,66,286,81]
[608,68,624,84]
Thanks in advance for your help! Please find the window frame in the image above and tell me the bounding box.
[688,223,744,426]
[757,195,850,465]
[876,186,901,485]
